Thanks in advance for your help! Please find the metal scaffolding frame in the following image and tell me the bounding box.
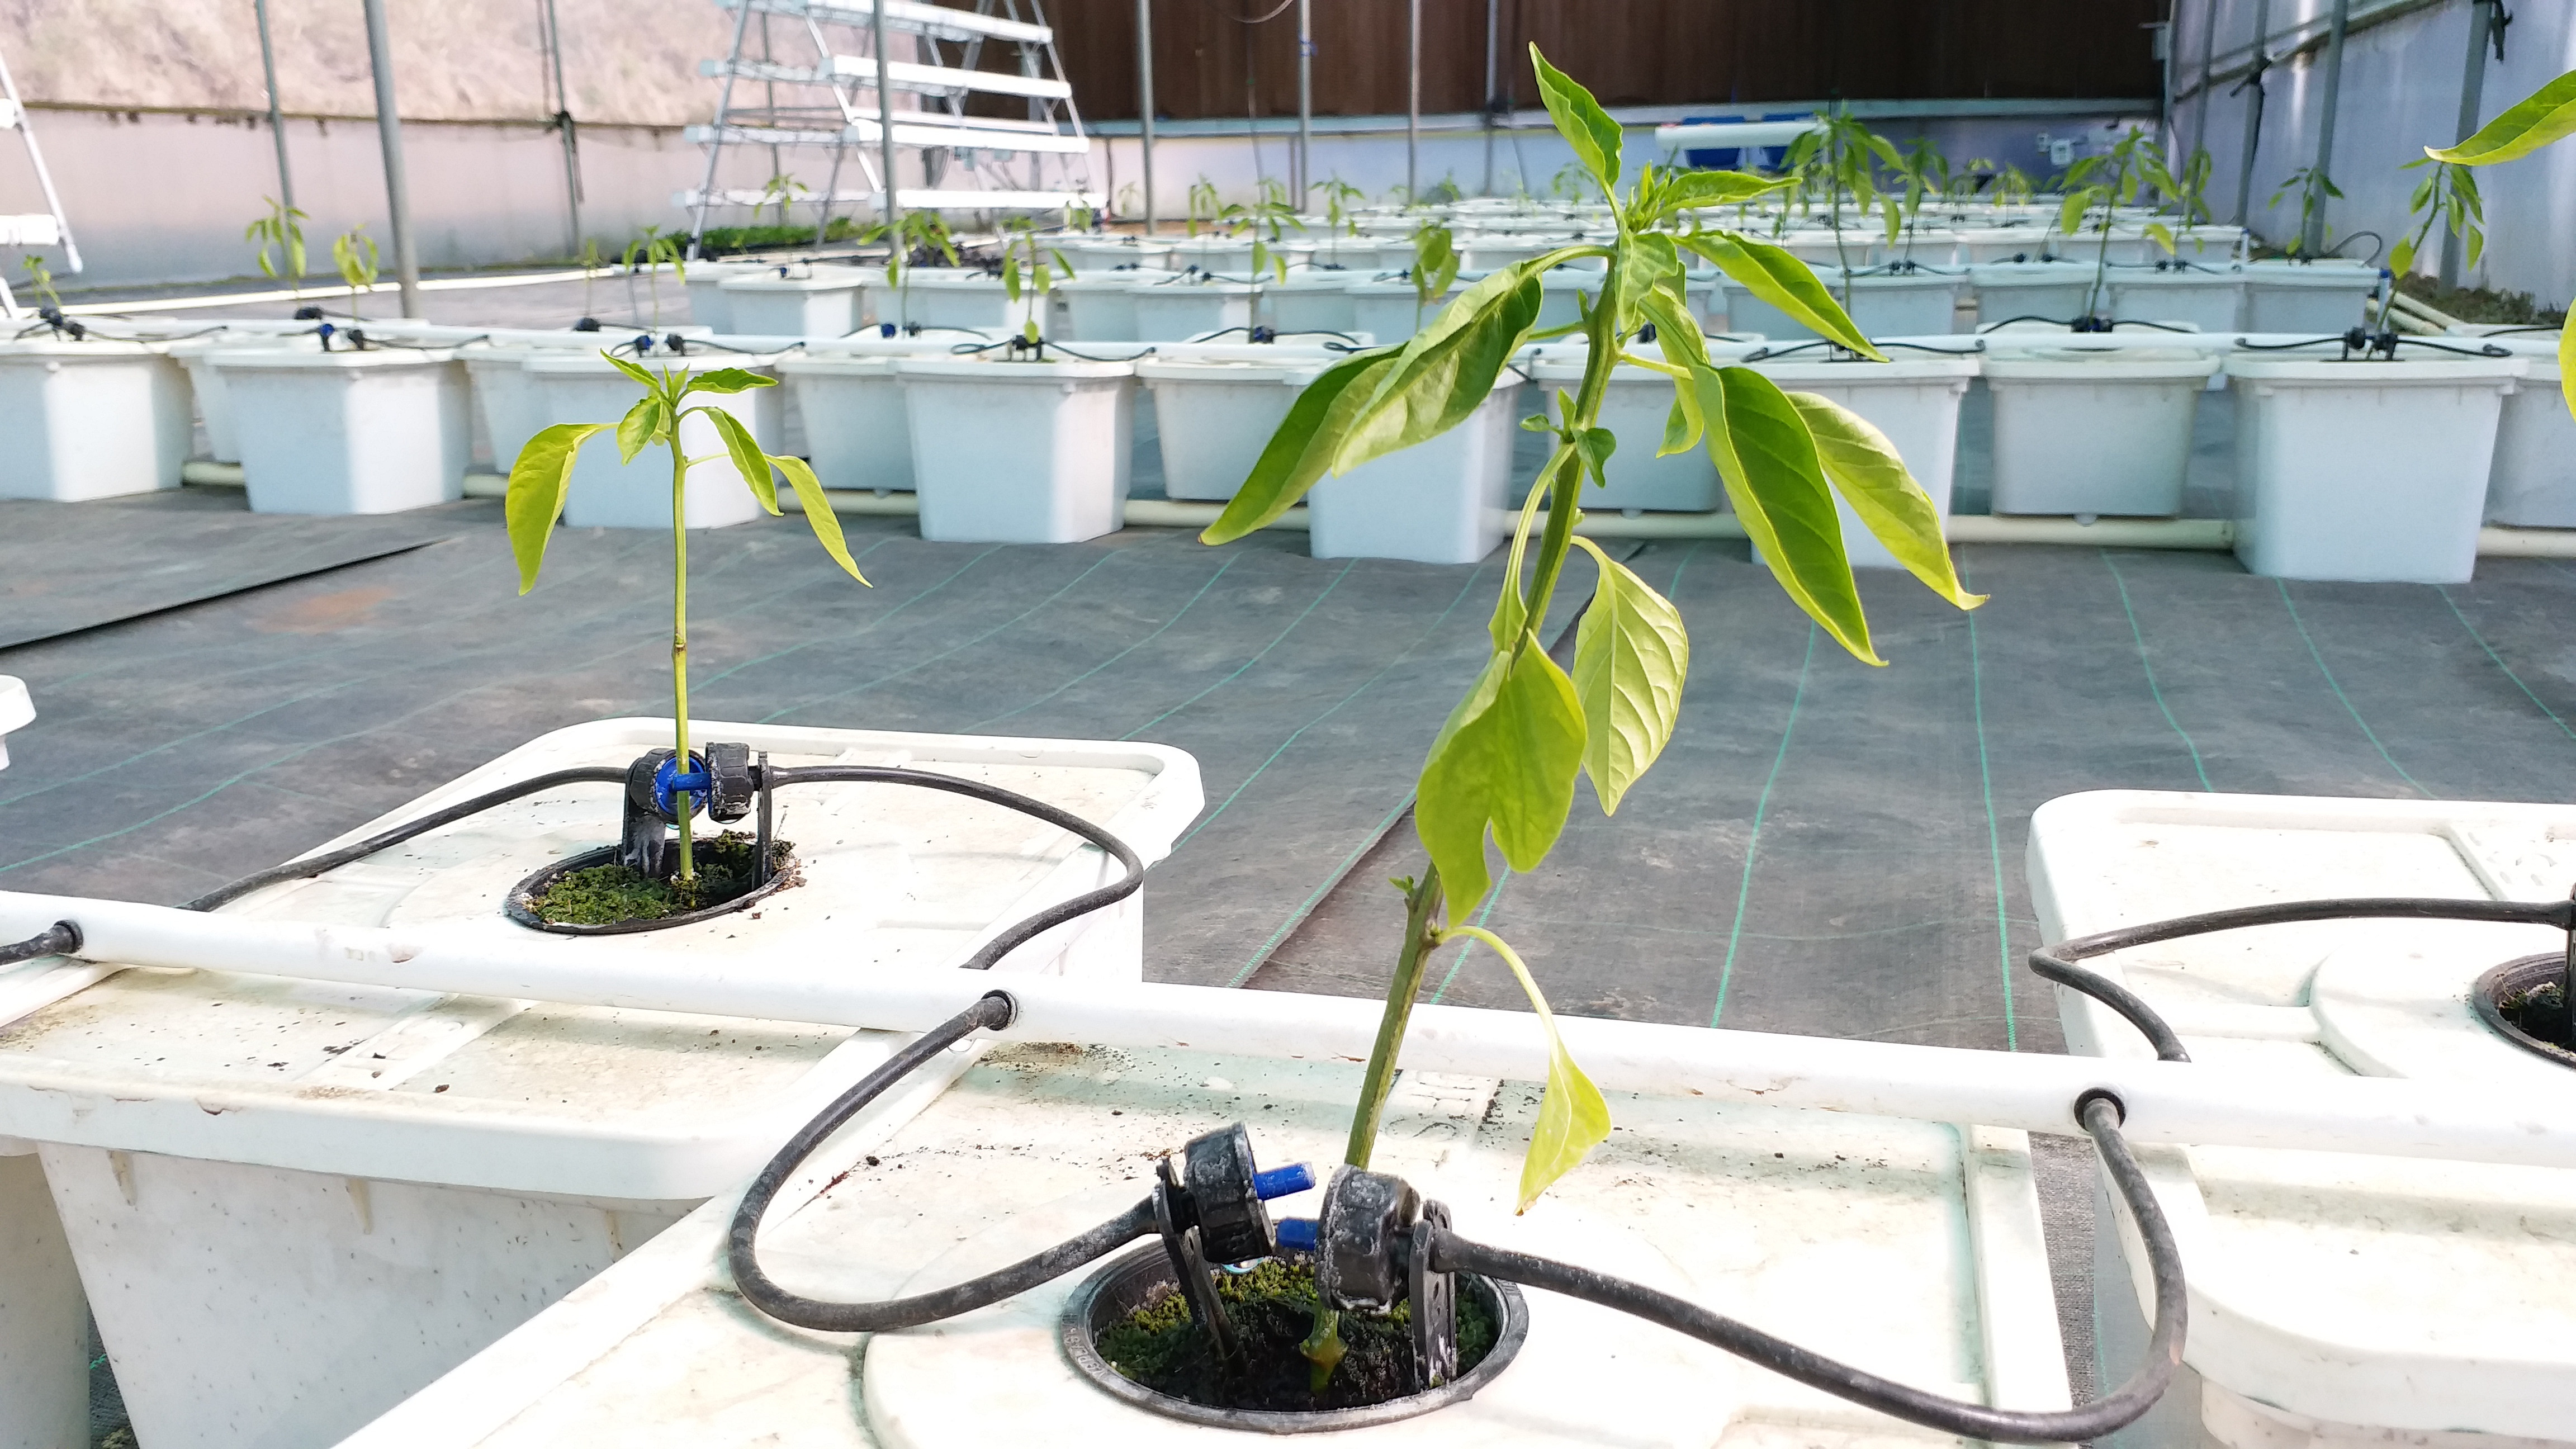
[681,0,1101,254]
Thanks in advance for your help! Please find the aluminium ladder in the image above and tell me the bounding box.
[0,41,78,318]
[682,0,1101,254]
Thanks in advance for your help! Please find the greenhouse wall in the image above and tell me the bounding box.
[2177,0,2576,306]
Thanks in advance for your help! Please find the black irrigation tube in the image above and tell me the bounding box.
[1972,315,2196,336]
[1741,338,1986,362]
[2231,332,2512,358]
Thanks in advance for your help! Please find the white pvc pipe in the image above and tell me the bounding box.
[7,889,2574,1171]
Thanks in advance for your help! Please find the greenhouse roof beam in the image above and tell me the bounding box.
[717,0,1051,47]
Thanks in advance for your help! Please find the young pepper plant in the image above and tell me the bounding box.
[2055,129,2180,325]
[503,357,866,881]
[1204,43,1981,1224]
[2425,68,2576,419]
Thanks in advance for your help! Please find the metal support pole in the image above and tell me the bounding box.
[253,0,296,229]
[2231,0,2271,227]
[1295,0,1312,207]
[874,0,901,234]
[2303,0,2350,256]
[2441,0,2499,288]
[2187,0,2218,159]
[359,0,423,318]
[1407,0,1421,203]
[1137,0,1156,235]
[539,0,583,258]
[1481,0,1499,195]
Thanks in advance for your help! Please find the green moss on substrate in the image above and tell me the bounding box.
[1094,1258,1498,1413]
[2501,978,2570,1047]
[529,831,789,925]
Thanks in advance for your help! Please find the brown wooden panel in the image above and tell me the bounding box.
[1039,0,2164,121]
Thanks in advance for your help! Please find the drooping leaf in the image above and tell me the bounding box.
[504,423,609,593]
[2388,236,2418,278]
[1443,924,1612,1213]
[680,367,776,396]
[1682,231,1884,360]
[1573,427,1616,489]
[771,452,868,582]
[699,405,780,513]
[1530,44,1623,196]
[2143,220,2176,255]
[615,395,667,465]
[1415,642,1587,927]
[1201,350,1396,543]
[1783,391,1984,610]
[1336,271,1545,473]
[2428,70,2576,167]
[1696,363,1881,664]
[1002,253,1022,302]
[1568,537,1689,814]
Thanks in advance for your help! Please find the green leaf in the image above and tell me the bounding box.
[1682,232,1884,360]
[2143,221,2176,255]
[1201,350,1396,543]
[2428,70,2576,166]
[699,405,781,514]
[1567,537,1688,814]
[1442,925,1611,1214]
[1337,270,1545,473]
[615,395,666,465]
[2056,190,2091,238]
[1696,363,1881,664]
[1648,169,1790,218]
[1415,642,1586,928]
[1573,427,1616,489]
[504,423,609,594]
[2389,236,2418,278]
[2560,318,2576,427]
[771,452,868,583]
[1614,231,1679,337]
[1003,254,1022,302]
[1783,391,1985,611]
[603,352,660,389]
[680,367,776,396]
[1486,465,1555,651]
[1530,45,1622,196]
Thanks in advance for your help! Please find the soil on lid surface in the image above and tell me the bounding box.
[528,830,790,925]
[1095,1258,1498,1414]
[2499,978,2571,1052]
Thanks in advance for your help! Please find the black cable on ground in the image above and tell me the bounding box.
[1429,1090,2186,1445]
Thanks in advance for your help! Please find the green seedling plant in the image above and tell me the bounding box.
[1185,176,1223,238]
[2425,67,2576,419]
[1408,216,1459,325]
[2381,159,2484,332]
[1200,45,1981,1384]
[1318,177,1368,264]
[2054,129,2179,324]
[2269,165,2343,259]
[332,226,381,326]
[861,211,959,329]
[247,196,309,298]
[503,358,865,883]
[577,238,606,318]
[757,173,811,226]
[622,226,686,328]
[1781,108,1903,307]
[1892,136,1948,264]
[997,217,1070,343]
[18,255,58,314]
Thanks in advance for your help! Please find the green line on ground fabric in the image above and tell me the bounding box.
[2437,584,2576,744]
[1182,562,1492,853]
[2100,550,2212,791]
[2275,579,2426,795]
[1121,560,1357,741]
[1428,870,1513,1004]
[1964,559,2016,1052]
[759,545,1140,723]
[693,542,1006,693]
[967,555,1244,731]
[1224,794,1415,988]
[1712,623,1817,1029]
[1665,539,1707,595]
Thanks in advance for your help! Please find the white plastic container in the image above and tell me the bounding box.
[898,356,1134,543]
[1969,261,2102,329]
[212,348,471,515]
[775,353,912,493]
[2241,259,2379,335]
[2102,267,2244,332]
[884,271,1040,337]
[2226,354,2519,582]
[523,351,784,530]
[2029,789,2576,1449]
[1952,224,2063,265]
[1130,276,1260,343]
[2484,351,2576,527]
[1728,269,1964,340]
[0,339,192,501]
[1745,356,1976,569]
[717,267,869,338]
[1135,352,1337,501]
[679,262,766,333]
[1528,351,1721,512]
[1052,236,1176,274]
[1262,270,1362,338]
[1054,274,1144,342]
[0,717,1199,1449]
[338,1034,2071,1449]
[1308,381,1522,565]
[0,674,29,770]
[1983,348,2220,517]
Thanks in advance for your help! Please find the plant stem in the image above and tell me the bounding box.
[1341,868,1447,1169]
[670,422,695,883]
